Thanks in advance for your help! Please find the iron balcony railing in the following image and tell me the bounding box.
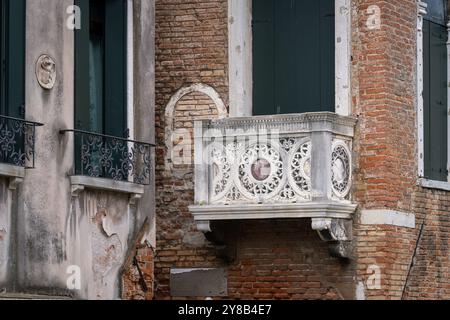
[60,129,155,185]
[0,115,44,168]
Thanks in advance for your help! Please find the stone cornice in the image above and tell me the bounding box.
[197,112,358,138]
[208,112,357,128]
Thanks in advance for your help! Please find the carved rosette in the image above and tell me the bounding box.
[331,140,352,199]
[209,138,312,204]
[238,143,284,201]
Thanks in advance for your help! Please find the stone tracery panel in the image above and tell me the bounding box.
[331,139,352,199]
[210,137,312,205]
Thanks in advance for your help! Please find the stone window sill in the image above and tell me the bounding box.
[0,163,26,190]
[70,175,145,204]
[418,178,450,192]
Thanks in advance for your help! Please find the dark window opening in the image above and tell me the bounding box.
[0,0,25,118]
[75,0,127,136]
[423,0,448,181]
[252,0,335,116]
[0,0,26,167]
[74,0,127,178]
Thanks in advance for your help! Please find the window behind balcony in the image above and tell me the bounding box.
[74,0,127,177]
[0,0,25,118]
[252,0,335,115]
[74,0,127,136]
[423,0,448,181]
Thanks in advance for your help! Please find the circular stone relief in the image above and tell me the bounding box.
[251,158,271,181]
[35,54,56,90]
[238,143,284,198]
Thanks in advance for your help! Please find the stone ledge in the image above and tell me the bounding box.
[0,293,72,300]
[70,176,145,203]
[189,202,357,222]
[0,163,25,179]
[360,209,416,229]
[418,178,450,192]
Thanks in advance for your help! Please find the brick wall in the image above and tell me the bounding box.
[227,220,354,300]
[153,0,355,300]
[122,246,155,300]
[150,0,450,300]
[154,0,229,299]
[352,0,449,299]
[403,189,450,299]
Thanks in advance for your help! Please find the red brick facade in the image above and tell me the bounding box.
[124,0,449,300]
[154,0,229,299]
[122,246,155,300]
[352,0,449,300]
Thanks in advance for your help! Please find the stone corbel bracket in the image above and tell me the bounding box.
[0,163,26,190]
[311,218,353,259]
[9,177,24,190]
[71,184,85,197]
[69,176,145,205]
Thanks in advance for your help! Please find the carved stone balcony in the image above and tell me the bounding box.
[189,112,358,258]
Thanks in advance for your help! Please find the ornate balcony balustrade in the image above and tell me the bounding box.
[0,115,43,168]
[189,112,358,257]
[60,129,154,185]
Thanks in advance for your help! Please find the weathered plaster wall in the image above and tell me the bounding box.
[0,0,156,300]
[68,191,136,299]
[13,0,75,296]
[0,179,12,286]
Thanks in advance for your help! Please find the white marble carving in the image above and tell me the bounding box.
[331,140,352,199]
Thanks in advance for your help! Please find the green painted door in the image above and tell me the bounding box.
[423,19,448,181]
[253,0,335,115]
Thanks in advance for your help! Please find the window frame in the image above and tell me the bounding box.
[72,0,135,179]
[0,0,26,118]
[227,0,351,117]
[74,0,134,140]
[417,0,450,186]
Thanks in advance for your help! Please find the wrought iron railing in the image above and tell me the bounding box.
[0,115,43,168]
[60,129,155,185]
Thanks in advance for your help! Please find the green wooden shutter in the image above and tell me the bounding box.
[252,0,335,115]
[252,0,275,115]
[74,0,91,131]
[0,1,5,116]
[74,0,90,175]
[423,20,448,181]
[319,0,335,112]
[104,0,127,138]
[6,0,26,118]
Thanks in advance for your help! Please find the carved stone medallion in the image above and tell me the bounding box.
[35,54,56,90]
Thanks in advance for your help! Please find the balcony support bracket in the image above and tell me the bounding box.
[311,217,353,259]
[71,184,85,197]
